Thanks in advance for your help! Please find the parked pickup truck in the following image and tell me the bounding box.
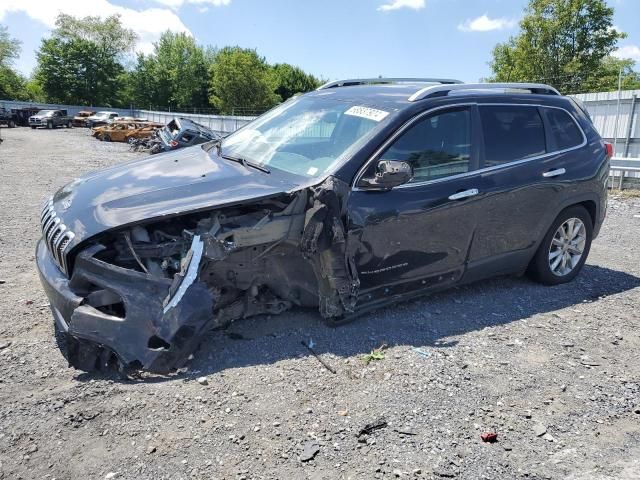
[0,107,18,128]
[29,109,73,129]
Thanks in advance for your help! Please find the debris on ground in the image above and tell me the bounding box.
[300,442,320,462]
[481,432,498,443]
[357,417,388,437]
[412,347,431,357]
[533,424,547,437]
[362,343,388,364]
[301,340,336,374]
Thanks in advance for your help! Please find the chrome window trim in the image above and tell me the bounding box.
[351,102,587,192]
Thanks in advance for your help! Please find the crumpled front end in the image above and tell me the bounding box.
[37,178,360,373]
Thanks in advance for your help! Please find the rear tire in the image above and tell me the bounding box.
[8,120,16,128]
[67,121,72,128]
[527,205,593,285]
[102,134,111,142]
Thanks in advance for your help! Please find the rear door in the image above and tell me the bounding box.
[465,103,586,277]
[347,105,485,298]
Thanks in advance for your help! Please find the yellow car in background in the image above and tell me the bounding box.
[92,120,164,143]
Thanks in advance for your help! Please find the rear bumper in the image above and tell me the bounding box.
[36,239,215,373]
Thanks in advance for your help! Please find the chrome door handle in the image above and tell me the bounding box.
[543,168,566,178]
[448,188,479,200]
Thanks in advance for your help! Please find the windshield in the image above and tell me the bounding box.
[37,110,55,116]
[220,95,392,178]
[95,112,112,118]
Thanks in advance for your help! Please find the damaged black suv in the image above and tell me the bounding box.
[37,78,610,373]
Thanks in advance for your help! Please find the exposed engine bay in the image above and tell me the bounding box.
[56,178,360,373]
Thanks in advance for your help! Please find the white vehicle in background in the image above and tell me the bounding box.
[85,111,120,128]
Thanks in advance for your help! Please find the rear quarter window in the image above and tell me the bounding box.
[480,105,546,166]
[543,108,584,151]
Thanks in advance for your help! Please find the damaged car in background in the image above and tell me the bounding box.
[73,110,96,127]
[148,117,221,154]
[36,78,609,373]
[91,120,164,143]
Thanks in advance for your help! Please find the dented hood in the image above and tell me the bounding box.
[52,145,301,248]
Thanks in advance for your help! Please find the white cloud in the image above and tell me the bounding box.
[458,14,517,32]
[153,0,230,8]
[0,0,191,55]
[377,0,425,12]
[613,45,640,62]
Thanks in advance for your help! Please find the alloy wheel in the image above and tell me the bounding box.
[548,217,586,276]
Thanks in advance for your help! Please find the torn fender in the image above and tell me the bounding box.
[301,177,360,318]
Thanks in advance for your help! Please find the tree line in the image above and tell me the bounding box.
[487,0,640,92]
[1,0,640,114]
[1,14,322,114]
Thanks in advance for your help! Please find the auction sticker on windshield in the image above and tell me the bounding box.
[344,106,389,122]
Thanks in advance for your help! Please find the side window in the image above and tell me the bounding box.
[181,132,195,143]
[480,106,546,166]
[380,108,471,183]
[543,108,583,150]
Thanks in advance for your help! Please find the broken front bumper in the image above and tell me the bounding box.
[36,239,215,373]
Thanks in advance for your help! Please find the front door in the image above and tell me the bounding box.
[347,105,483,301]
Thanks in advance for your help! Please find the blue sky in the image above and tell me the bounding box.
[1,0,639,82]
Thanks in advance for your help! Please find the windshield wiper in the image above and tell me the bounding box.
[221,153,271,174]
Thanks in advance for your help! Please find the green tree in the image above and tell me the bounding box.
[0,25,28,99]
[582,56,640,92]
[488,0,626,93]
[272,63,320,101]
[22,78,46,102]
[209,47,280,114]
[34,14,136,105]
[132,31,210,110]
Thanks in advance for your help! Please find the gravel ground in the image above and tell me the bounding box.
[1,127,640,480]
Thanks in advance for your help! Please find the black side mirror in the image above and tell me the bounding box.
[360,160,413,190]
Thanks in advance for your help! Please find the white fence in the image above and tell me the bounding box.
[573,89,640,158]
[136,109,254,134]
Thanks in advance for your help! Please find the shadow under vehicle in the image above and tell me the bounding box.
[35,78,612,373]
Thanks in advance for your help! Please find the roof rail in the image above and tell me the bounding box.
[317,77,463,90]
[408,82,561,101]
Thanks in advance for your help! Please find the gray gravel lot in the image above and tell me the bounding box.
[1,127,640,480]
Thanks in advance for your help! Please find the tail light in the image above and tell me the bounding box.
[169,140,179,148]
[604,142,613,159]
